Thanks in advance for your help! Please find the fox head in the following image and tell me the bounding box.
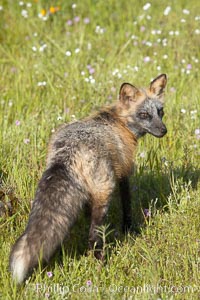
[117,74,167,138]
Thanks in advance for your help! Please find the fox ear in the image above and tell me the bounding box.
[119,83,140,105]
[150,74,167,99]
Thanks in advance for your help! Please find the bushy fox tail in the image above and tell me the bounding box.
[9,163,86,284]
[9,233,36,284]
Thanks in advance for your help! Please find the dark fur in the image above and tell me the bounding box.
[9,74,167,283]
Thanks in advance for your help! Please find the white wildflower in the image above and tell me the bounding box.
[181,108,186,114]
[32,46,37,52]
[65,51,72,56]
[143,3,151,11]
[183,9,190,15]
[164,6,171,16]
[75,48,80,54]
[21,9,28,18]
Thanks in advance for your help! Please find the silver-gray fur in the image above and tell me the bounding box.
[9,74,167,283]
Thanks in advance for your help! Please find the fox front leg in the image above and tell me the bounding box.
[88,205,109,260]
[119,177,132,233]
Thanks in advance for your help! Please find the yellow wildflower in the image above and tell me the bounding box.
[49,6,60,14]
[40,9,46,16]
[49,6,56,14]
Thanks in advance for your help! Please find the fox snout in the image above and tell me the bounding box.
[157,124,167,138]
[151,123,167,138]
[160,125,167,136]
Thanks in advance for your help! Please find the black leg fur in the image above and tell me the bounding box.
[119,177,132,233]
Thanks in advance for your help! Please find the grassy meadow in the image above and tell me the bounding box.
[0,0,200,299]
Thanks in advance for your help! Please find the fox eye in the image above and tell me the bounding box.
[158,108,164,118]
[139,112,150,119]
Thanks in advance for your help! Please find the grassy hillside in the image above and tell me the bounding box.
[0,0,199,299]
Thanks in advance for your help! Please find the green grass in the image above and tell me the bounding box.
[0,0,200,299]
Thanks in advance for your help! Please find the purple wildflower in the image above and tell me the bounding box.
[140,152,146,158]
[186,64,192,70]
[66,19,73,26]
[15,120,21,126]
[111,87,116,93]
[65,107,70,114]
[143,56,151,62]
[24,138,30,144]
[194,128,200,140]
[11,67,17,73]
[74,16,80,23]
[83,17,90,24]
[170,87,176,93]
[87,280,92,286]
[47,271,53,278]
[87,65,95,74]
[89,67,95,74]
[144,209,151,217]
[195,129,200,135]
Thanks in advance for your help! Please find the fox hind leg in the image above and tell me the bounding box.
[82,156,115,260]
[88,204,109,260]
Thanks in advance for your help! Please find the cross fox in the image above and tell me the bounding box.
[10,74,167,284]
